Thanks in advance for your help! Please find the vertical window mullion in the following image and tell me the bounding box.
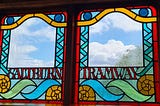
[63,5,77,105]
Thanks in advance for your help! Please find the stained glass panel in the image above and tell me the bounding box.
[0,12,67,103]
[77,6,158,103]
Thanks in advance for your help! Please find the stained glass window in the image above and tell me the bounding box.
[77,6,158,104]
[0,12,67,103]
[0,2,159,105]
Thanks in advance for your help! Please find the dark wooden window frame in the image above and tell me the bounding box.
[0,0,159,105]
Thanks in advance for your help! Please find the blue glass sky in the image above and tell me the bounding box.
[89,12,143,66]
[89,27,142,46]
[8,18,56,67]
